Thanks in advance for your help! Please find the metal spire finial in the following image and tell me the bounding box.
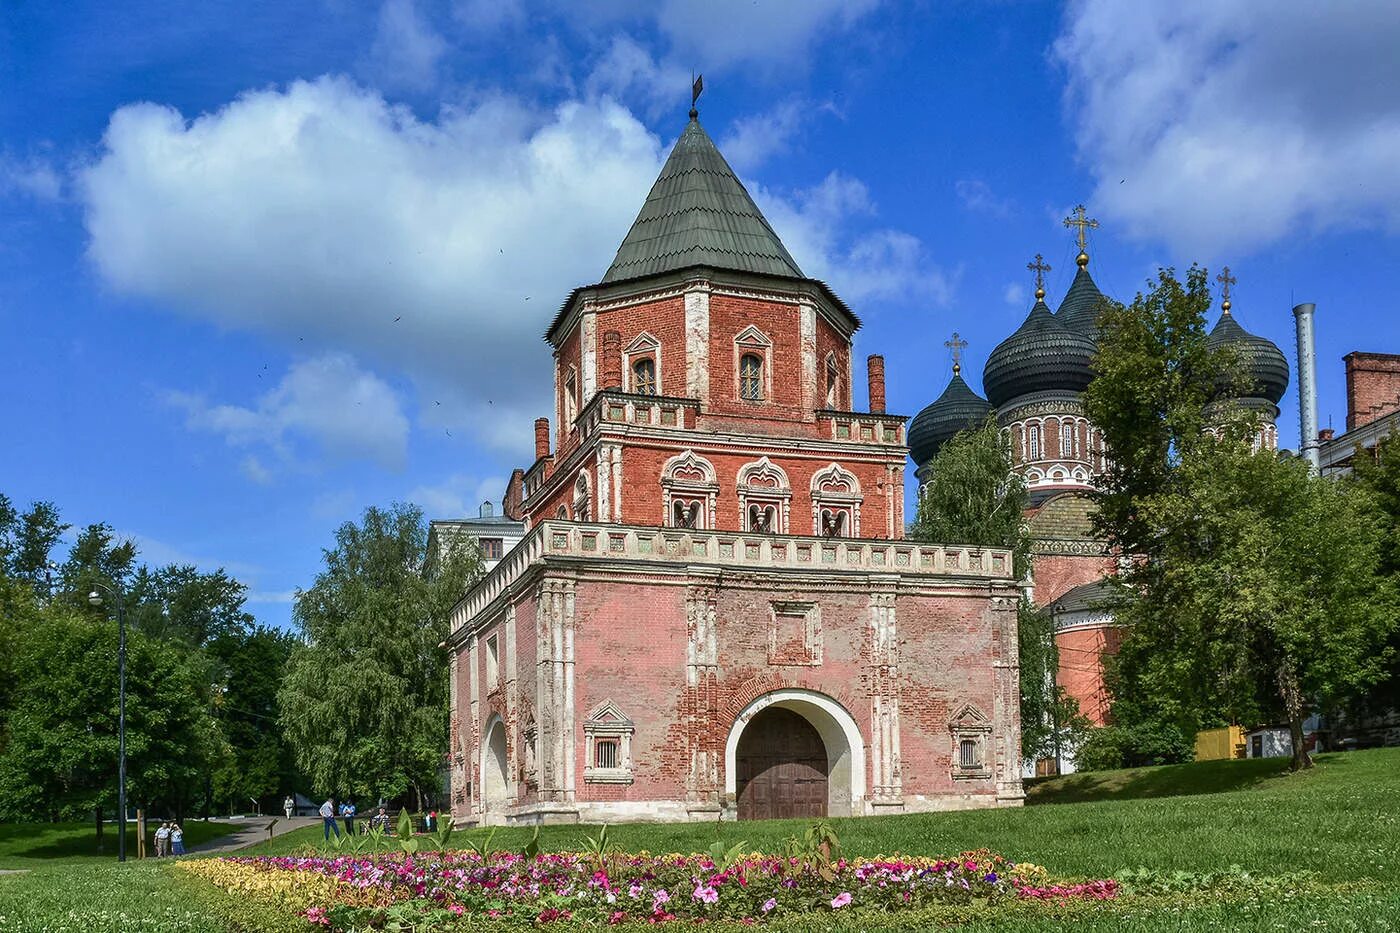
[689,73,704,121]
[1063,204,1099,265]
[1216,266,1236,315]
[945,332,968,375]
[1027,253,1052,300]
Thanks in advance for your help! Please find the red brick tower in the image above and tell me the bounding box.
[446,108,1023,825]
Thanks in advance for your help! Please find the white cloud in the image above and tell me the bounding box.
[720,99,817,172]
[955,179,1012,218]
[166,353,410,473]
[1054,0,1400,257]
[369,0,448,91]
[1003,282,1026,307]
[246,589,298,605]
[758,173,954,307]
[409,472,506,518]
[1,154,63,201]
[653,0,880,71]
[584,37,692,119]
[80,78,667,450]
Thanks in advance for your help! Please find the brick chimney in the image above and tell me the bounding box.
[867,354,886,414]
[1318,428,1335,443]
[534,417,551,461]
[1344,352,1400,432]
[602,331,623,390]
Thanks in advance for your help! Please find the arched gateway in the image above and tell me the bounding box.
[481,717,509,823]
[724,689,866,820]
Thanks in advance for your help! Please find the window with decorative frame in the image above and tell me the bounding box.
[562,366,578,427]
[737,457,791,534]
[949,703,994,780]
[480,537,504,559]
[624,332,661,395]
[555,504,568,520]
[661,450,717,530]
[810,463,862,538]
[1027,424,1041,460]
[573,473,591,522]
[583,699,634,784]
[1060,421,1075,458]
[824,353,840,408]
[733,326,772,403]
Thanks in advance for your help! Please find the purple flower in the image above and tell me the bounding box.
[761,897,777,913]
[692,885,719,904]
[831,892,852,909]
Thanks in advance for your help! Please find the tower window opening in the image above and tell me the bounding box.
[633,358,657,395]
[740,353,764,401]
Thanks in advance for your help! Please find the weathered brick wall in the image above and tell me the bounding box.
[1345,352,1400,431]
[816,316,853,409]
[595,296,688,396]
[1031,553,1115,606]
[1055,624,1121,727]
[707,294,809,422]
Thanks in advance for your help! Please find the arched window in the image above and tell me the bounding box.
[1027,424,1041,460]
[562,367,578,426]
[573,473,591,522]
[662,450,718,531]
[740,353,764,401]
[632,358,657,395]
[825,354,840,408]
[1061,421,1075,458]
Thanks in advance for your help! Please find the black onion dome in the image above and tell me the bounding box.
[1207,313,1290,404]
[1056,263,1108,338]
[982,299,1097,409]
[908,370,994,466]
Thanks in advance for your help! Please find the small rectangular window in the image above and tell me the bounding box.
[594,738,619,769]
[481,538,504,559]
[959,739,978,769]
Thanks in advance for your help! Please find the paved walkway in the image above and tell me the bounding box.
[188,816,321,854]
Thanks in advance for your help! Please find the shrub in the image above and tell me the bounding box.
[1076,723,1194,771]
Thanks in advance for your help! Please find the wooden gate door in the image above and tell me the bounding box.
[736,707,828,820]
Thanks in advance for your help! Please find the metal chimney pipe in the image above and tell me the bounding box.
[1293,302,1320,472]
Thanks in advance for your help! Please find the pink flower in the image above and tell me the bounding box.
[761,897,777,913]
[692,884,719,904]
[304,906,330,927]
[449,904,464,916]
[830,891,852,909]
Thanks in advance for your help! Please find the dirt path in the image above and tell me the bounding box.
[187,816,320,854]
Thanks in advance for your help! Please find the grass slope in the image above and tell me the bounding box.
[244,748,1400,885]
[1,748,1397,932]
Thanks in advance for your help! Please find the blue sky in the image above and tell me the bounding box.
[4,1,1399,628]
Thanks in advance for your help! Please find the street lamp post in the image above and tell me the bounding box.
[88,584,127,863]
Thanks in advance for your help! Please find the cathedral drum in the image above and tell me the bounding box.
[735,707,829,820]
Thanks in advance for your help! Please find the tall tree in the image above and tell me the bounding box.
[278,503,481,807]
[908,419,1086,760]
[1349,431,1400,714]
[1087,268,1396,769]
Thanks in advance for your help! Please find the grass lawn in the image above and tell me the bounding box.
[1,748,1398,931]
[0,820,236,868]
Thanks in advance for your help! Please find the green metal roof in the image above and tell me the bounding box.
[601,116,804,283]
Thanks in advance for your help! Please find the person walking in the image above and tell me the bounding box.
[320,797,340,841]
[154,821,171,858]
[340,799,356,836]
[283,795,295,820]
[170,822,185,856]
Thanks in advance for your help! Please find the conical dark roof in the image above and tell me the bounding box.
[601,116,803,283]
[1057,262,1108,338]
[983,299,1096,408]
[1207,312,1290,404]
[908,370,994,466]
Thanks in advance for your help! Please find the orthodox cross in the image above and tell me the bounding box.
[1027,253,1051,299]
[1063,204,1099,252]
[945,332,968,374]
[1216,266,1236,313]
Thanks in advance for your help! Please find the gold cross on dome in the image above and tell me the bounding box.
[945,332,968,373]
[1216,266,1236,313]
[1063,204,1099,252]
[1027,253,1051,298]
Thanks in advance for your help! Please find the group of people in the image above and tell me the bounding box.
[152,821,185,857]
[317,797,391,840]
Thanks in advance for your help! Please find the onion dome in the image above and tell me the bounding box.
[1205,268,1289,404]
[982,297,1097,409]
[909,365,993,466]
[1056,250,1108,338]
[1207,310,1290,404]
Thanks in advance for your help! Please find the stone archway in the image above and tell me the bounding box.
[481,717,509,823]
[724,689,866,819]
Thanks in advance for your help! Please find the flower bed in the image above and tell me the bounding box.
[179,848,1117,929]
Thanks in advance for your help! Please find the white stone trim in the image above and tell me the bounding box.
[623,331,662,395]
[724,688,867,818]
[581,310,598,403]
[737,456,792,532]
[662,450,719,529]
[684,286,710,403]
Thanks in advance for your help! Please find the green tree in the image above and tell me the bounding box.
[908,419,1087,761]
[1346,431,1400,715]
[207,625,301,814]
[0,607,220,821]
[1087,268,1396,769]
[278,503,481,807]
